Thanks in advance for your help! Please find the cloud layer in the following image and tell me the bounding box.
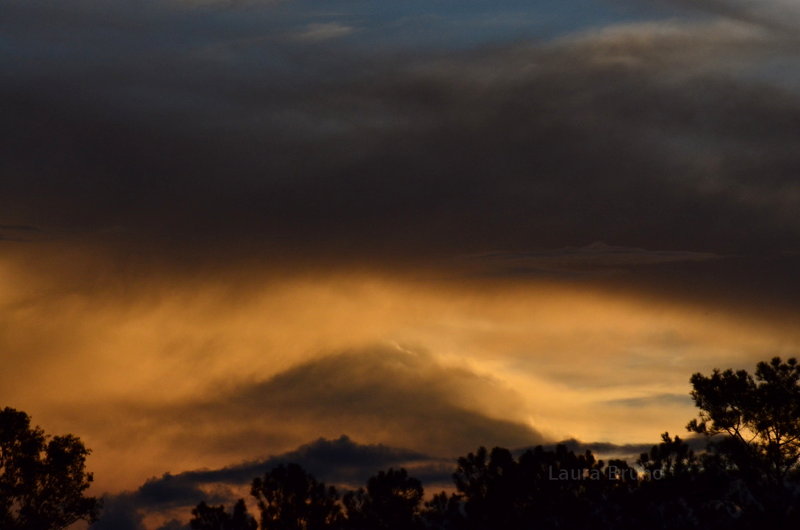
[3,1,800,263]
[93,434,452,530]
[2,3,800,528]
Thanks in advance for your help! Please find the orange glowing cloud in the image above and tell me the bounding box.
[2,244,798,495]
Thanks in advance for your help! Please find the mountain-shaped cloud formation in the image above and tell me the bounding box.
[141,346,544,460]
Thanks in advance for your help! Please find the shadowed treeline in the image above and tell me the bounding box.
[184,438,796,530]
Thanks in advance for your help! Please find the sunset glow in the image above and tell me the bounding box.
[2,0,800,527]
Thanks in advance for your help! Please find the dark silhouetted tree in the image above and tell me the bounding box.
[343,468,423,530]
[688,356,800,524]
[251,464,341,530]
[421,492,462,530]
[0,406,100,529]
[452,446,517,529]
[638,432,700,481]
[689,356,800,483]
[629,433,732,530]
[453,444,637,530]
[191,499,257,530]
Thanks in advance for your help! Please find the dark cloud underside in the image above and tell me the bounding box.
[2,3,800,261]
[3,4,800,324]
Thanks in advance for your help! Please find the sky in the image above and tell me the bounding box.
[2,0,800,528]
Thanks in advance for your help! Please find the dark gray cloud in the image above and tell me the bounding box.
[602,393,694,408]
[0,225,45,243]
[92,493,147,530]
[0,225,39,231]
[163,434,446,495]
[92,434,452,530]
[543,434,707,463]
[4,1,800,325]
[467,242,722,277]
[172,435,447,487]
[3,1,800,261]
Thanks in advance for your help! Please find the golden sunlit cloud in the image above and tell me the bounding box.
[2,244,798,494]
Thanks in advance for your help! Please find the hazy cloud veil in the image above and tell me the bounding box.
[2,0,800,527]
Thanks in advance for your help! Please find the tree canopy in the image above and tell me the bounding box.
[0,406,100,530]
[342,468,423,530]
[688,356,800,482]
[250,463,341,530]
[191,499,257,530]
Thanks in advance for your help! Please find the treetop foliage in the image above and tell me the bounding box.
[0,407,100,530]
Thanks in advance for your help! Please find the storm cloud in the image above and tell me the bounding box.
[3,1,800,263]
[93,435,452,530]
[3,2,800,528]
